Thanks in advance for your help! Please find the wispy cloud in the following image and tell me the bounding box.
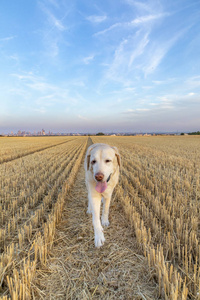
[94,11,169,37]
[101,17,189,85]
[128,33,149,67]
[0,36,16,42]
[11,72,50,92]
[33,107,46,114]
[142,29,189,76]
[185,76,200,89]
[124,108,150,114]
[125,0,163,14]
[94,22,122,36]
[122,91,200,120]
[11,71,80,110]
[122,95,177,117]
[82,55,95,64]
[48,11,66,31]
[131,13,169,25]
[78,115,89,121]
[87,15,107,23]
[1,0,200,133]
[39,1,67,32]
[37,0,70,58]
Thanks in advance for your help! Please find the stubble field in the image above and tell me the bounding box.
[0,136,199,299]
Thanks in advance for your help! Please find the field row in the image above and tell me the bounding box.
[0,136,76,163]
[1,136,199,299]
[93,136,200,300]
[0,137,88,299]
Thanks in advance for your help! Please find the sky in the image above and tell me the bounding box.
[0,0,200,134]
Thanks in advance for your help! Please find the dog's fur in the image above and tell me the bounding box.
[84,143,120,247]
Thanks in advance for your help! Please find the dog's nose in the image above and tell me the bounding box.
[95,172,104,181]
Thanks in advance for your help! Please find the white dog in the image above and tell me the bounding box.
[84,143,120,247]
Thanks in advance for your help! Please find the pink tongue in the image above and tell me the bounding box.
[95,181,108,193]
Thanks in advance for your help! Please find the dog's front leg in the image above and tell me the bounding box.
[101,194,111,226]
[87,198,92,214]
[89,193,105,248]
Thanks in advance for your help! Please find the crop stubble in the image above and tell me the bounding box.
[0,136,199,299]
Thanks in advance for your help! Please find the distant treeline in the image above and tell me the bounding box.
[188,131,200,135]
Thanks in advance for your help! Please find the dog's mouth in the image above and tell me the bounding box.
[95,181,107,193]
[95,174,111,193]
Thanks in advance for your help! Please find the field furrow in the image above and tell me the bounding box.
[0,137,87,299]
[0,142,81,225]
[93,136,200,299]
[0,142,84,252]
[32,153,159,300]
[0,137,76,164]
[0,136,199,300]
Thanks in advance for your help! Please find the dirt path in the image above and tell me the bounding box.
[35,161,160,299]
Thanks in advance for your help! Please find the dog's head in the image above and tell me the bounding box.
[85,143,120,193]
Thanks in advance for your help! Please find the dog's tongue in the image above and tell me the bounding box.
[95,181,107,193]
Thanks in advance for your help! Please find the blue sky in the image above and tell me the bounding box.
[0,0,200,133]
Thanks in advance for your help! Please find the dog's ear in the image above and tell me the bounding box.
[87,155,91,170]
[111,146,121,167]
[85,144,96,171]
[116,153,121,167]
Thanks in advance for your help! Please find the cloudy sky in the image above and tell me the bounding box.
[0,0,200,133]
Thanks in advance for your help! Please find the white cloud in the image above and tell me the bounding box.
[11,72,43,83]
[78,115,89,121]
[83,55,95,64]
[131,13,169,25]
[142,28,188,76]
[39,1,67,32]
[124,108,150,114]
[94,11,169,37]
[125,0,157,13]
[150,102,158,106]
[129,33,149,67]
[94,22,123,36]
[12,72,55,92]
[98,10,176,84]
[10,71,82,110]
[33,107,46,114]
[38,1,70,57]
[87,15,107,23]
[47,11,66,31]
[185,76,200,89]
[136,108,150,111]
[142,47,167,76]
[0,36,16,42]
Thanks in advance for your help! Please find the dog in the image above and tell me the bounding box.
[84,143,121,247]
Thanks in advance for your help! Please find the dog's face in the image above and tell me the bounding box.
[86,144,120,192]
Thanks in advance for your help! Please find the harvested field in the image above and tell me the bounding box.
[0,136,199,299]
[0,137,75,164]
[34,160,159,299]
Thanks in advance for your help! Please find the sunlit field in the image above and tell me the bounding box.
[93,135,200,299]
[0,136,199,299]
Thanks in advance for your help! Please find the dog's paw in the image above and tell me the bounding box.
[94,230,105,248]
[101,217,110,227]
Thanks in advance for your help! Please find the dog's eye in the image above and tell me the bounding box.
[91,160,96,165]
[105,159,111,163]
